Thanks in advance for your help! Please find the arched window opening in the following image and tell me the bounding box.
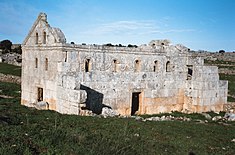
[43,32,46,44]
[36,32,39,44]
[153,60,158,72]
[135,60,141,72]
[45,58,48,71]
[166,61,171,72]
[35,58,38,68]
[113,59,118,72]
[85,59,91,72]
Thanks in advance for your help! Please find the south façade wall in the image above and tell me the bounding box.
[56,44,197,115]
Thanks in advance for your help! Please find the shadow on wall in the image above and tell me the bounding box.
[80,85,109,114]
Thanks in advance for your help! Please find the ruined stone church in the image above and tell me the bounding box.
[21,13,228,115]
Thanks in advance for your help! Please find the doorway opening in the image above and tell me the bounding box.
[131,92,141,115]
[37,87,43,102]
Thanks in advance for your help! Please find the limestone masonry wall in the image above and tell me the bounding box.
[21,13,228,115]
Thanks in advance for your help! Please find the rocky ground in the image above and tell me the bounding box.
[0,73,21,84]
[0,52,21,66]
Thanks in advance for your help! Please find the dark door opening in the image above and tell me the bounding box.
[131,92,141,115]
[37,87,43,102]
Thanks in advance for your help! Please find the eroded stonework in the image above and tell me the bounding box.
[21,13,228,115]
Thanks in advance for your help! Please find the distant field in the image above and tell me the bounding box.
[205,59,235,65]
[0,63,21,77]
[0,81,235,155]
[204,59,235,70]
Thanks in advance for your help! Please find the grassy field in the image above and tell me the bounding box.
[0,63,21,77]
[0,61,234,154]
[1,81,235,155]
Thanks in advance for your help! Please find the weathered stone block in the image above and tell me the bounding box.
[62,75,76,89]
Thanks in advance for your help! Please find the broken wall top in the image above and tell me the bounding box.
[22,12,66,46]
[22,13,190,56]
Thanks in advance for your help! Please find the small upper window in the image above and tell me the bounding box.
[35,58,38,68]
[36,32,39,44]
[45,58,48,71]
[43,32,46,44]
[166,61,171,72]
[64,51,67,62]
[134,60,141,72]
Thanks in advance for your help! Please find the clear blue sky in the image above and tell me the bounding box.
[0,0,234,51]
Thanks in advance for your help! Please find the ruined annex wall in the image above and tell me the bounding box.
[184,66,228,112]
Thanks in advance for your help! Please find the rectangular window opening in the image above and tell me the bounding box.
[85,59,90,72]
[35,58,38,68]
[187,65,193,80]
[45,58,48,71]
